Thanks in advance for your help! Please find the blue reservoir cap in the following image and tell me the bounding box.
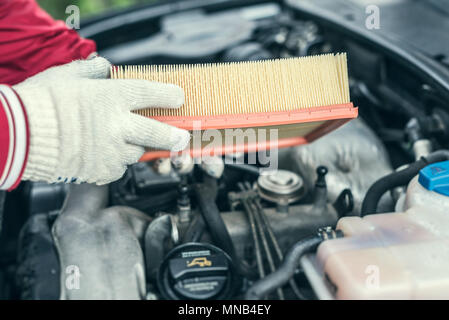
[418,160,449,196]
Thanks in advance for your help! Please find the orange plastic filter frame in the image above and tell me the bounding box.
[139,103,358,161]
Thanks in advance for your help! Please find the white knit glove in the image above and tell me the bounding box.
[13,57,190,185]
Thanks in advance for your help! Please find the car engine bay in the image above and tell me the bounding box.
[1,0,449,300]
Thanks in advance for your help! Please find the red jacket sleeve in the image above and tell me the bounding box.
[0,0,96,86]
[0,85,29,190]
[0,0,96,190]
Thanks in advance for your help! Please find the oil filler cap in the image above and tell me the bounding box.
[418,160,449,196]
[157,243,236,300]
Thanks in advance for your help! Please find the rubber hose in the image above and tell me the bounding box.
[245,234,323,300]
[194,183,238,261]
[194,183,254,278]
[361,150,449,215]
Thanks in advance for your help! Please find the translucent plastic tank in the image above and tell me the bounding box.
[316,161,449,299]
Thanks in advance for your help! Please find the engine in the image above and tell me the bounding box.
[2,0,449,300]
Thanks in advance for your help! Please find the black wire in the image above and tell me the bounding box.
[238,182,305,299]
[240,181,285,299]
[249,199,284,300]
[237,183,265,280]
[253,199,306,300]
[245,234,323,300]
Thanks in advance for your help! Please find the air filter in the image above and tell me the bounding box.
[111,53,357,160]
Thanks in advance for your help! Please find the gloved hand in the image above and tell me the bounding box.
[13,57,190,185]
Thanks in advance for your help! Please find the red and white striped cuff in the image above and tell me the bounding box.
[0,85,29,191]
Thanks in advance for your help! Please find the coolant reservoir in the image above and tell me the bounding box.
[314,161,449,299]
